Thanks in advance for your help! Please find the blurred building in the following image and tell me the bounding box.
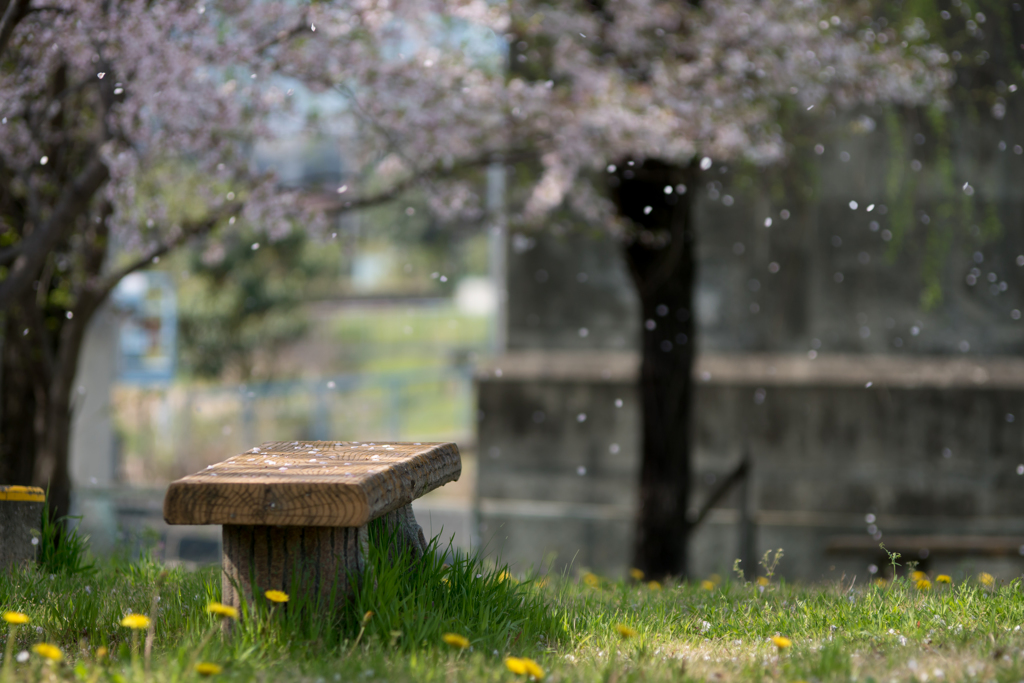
[476,105,1024,581]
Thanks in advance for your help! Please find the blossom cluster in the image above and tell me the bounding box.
[0,0,950,260]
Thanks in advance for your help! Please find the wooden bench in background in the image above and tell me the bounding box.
[163,441,461,609]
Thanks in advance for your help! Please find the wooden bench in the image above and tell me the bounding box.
[163,441,461,609]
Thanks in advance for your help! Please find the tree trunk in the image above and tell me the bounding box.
[0,229,108,523]
[34,366,74,522]
[614,160,696,579]
[0,310,39,488]
[0,301,75,522]
[35,289,104,522]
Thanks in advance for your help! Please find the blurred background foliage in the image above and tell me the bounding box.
[174,227,336,382]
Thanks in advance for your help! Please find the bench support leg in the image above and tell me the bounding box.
[220,505,430,611]
[221,524,368,611]
[372,503,428,558]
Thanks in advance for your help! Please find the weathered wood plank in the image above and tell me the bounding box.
[0,485,44,571]
[163,441,461,527]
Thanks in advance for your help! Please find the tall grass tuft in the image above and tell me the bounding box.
[36,492,95,578]
[223,526,565,660]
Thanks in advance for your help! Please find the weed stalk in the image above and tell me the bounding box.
[1,622,19,683]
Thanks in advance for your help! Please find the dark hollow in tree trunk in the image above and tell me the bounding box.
[613,159,696,579]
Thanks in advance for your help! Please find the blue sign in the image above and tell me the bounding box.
[111,271,177,383]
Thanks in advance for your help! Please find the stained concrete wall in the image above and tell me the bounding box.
[476,351,640,575]
[506,230,640,352]
[476,101,1024,579]
[69,304,118,489]
[695,107,1024,356]
[477,227,643,575]
[689,354,1024,582]
[68,304,121,556]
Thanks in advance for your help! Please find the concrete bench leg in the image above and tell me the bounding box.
[221,524,368,611]
[372,503,428,559]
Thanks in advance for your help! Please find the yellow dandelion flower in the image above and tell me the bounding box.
[911,570,927,582]
[936,575,952,584]
[874,578,888,587]
[120,614,150,630]
[2,611,29,625]
[522,658,545,679]
[95,646,108,660]
[206,602,238,620]
[499,571,519,584]
[506,657,543,679]
[535,577,550,588]
[441,633,469,649]
[916,578,931,590]
[771,636,792,650]
[195,662,223,676]
[506,657,528,675]
[629,568,644,581]
[700,580,715,591]
[582,572,600,588]
[709,573,722,586]
[264,590,289,603]
[32,643,62,661]
[756,576,770,587]
[362,611,374,624]
[616,624,638,639]
[647,580,662,590]
[979,572,995,586]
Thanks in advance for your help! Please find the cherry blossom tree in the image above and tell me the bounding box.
[0,0,947,570]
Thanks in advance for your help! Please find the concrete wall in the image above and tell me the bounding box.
[476,101,1024,580]
[695,108,1024,356]
[476,351,640,575]
[690,353,1024,582]
[68,304,121,556]
[506,229,639,352]
[69,304,118,489]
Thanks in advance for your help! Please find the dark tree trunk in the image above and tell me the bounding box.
[0,299,75,521]
[0,309,40,487]
[36,286,104,522]
[34,351,74,523]
[613,160,696,579]
[0,212,109,522]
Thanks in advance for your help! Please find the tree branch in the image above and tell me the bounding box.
[0,0,29,58]
[24,5,69,14]
[254,12,309,55]
[0,244,23,265]
[314,150,533,214]
[13,292,55,380]
[87,202,242,303]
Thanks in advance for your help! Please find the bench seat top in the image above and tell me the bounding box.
[163,441,460,527]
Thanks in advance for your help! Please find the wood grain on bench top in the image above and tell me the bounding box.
[163,441,460,527]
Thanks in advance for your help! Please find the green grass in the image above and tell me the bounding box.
[327,304,492,374]
[4,539,1024,682]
